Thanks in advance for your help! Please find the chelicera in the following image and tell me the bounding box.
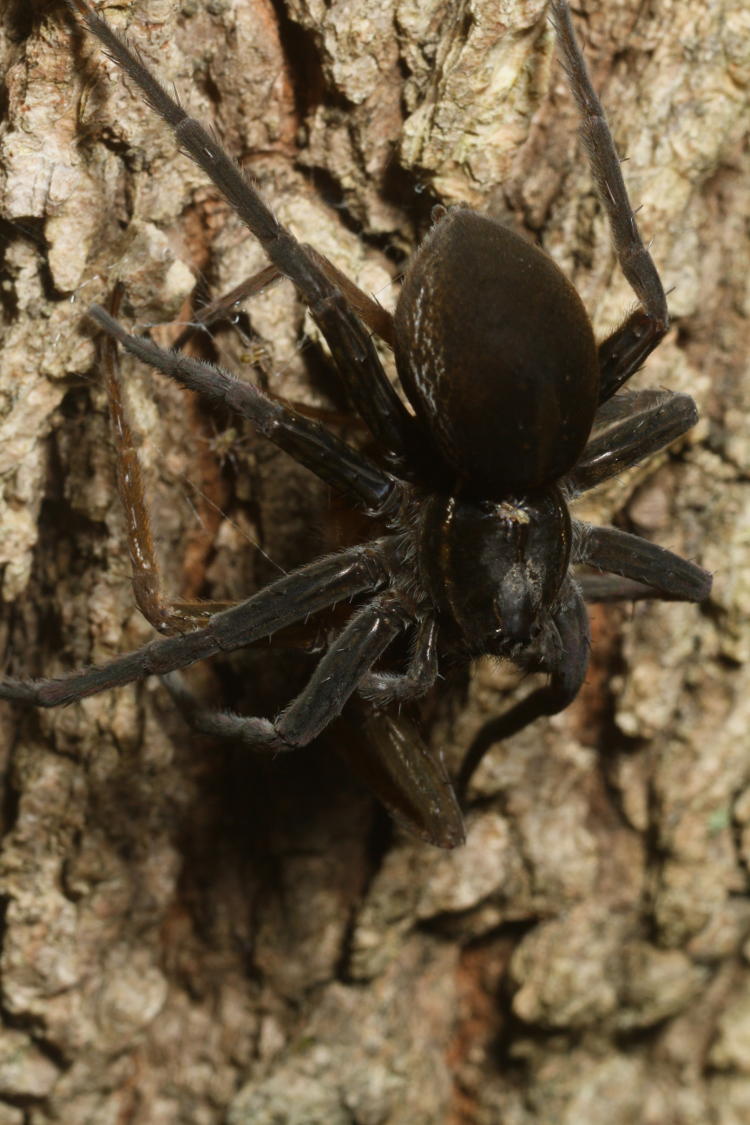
[0,0,711,847]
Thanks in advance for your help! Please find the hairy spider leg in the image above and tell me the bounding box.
[573,524,711,602]
[163,596,410,751]
[165,657,466,849]
[577,574,676,602]
[358,614,439,704]
[459,388,713,789]
[171,248,393,423]
[550,0,670,402]
[457,581,591,794]
[89,307,395,512]
[564,386,712,601]
[65,0,420,472]
[102,287,237,635]
[38,303,447,837]
[0,545,386,707]
[596,313,668,405]
[197,244,395,350]
[566,388,699,494]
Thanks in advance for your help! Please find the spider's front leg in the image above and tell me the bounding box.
[573,523,711,603]
[163,596,412,752]
[164,605,466,848]
[357,615,439,704]
[0,545,387,707]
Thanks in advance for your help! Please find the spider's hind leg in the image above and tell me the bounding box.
[552,1,670,402]
[65,0,417,468]
[92,306,395,512]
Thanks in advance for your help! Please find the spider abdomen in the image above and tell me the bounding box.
[394,209,599,497]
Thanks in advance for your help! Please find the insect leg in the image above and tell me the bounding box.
[334,702,465,849]
[171,264,283,352]
[177,245,393,353]
[171,249,393,426]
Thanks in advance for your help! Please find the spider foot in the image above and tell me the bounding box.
[0,679,41,704]
[162,672,292,752]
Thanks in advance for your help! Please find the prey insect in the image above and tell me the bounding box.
[0,0,711,847]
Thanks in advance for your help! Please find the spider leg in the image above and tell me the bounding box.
[0,544,386,708]
[357,614,438,704]
[162,596,410,751]
[90,307,395,512]
[164,638,464,849]
[578,574,672,602]
[457,581,591,794]
[551,1,669,403]
[176,245,394,352]
[65,0,418,468]
[171,250,392,426]
[300,244,395,348]
[565,388,698,495]
[102,287,234,635]
[573,522,712,601]
[596,313,668,404]
[171,263,283,352]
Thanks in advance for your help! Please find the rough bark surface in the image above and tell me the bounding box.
[0,0,749,1122]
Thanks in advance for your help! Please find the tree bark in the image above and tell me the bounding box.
[1,0,749,1122]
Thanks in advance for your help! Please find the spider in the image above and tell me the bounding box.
[0,0,711,848]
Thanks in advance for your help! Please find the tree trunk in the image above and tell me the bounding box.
[1,0,748,1121]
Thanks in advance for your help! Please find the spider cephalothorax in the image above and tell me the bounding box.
[0,0,711,847]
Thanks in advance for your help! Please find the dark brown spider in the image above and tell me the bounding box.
[0,0,711,847]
